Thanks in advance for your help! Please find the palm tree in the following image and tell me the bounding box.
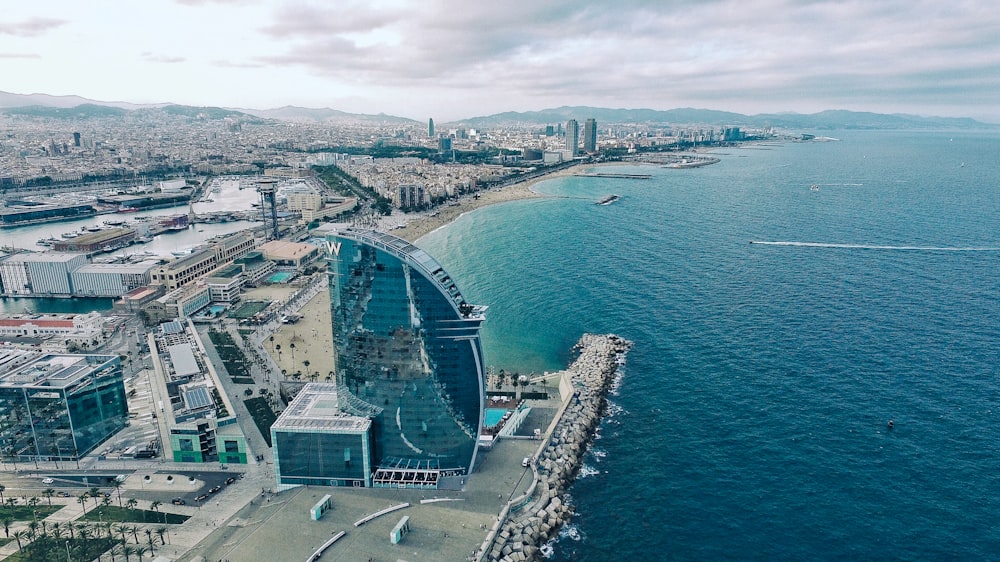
[27,496,39,509]
[27,520,38,540]
[51,521,63,540]
[155,526,167,545]
[128,524,140,544]
[112,478,124,508]
[11,528,27,551]
[89,487,102,508]
[122,543,136,562]
[125,498,138,514]
[149,500,161,520]
[5,497,18,510]
[77,493,89,515]
[144,528,155,554]
[42,488,55,506]
[0,483,6,505]
[135,545,150,559]
[1,516,11,538]
[114,523,129,544]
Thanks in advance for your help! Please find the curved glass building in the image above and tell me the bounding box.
[277,228,485,488]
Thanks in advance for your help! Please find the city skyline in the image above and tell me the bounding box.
[1,1,999,123]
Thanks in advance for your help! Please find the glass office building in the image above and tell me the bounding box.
[322,228,486,486]
[0,352,128,462]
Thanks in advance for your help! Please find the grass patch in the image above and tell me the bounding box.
[231,300,270,320]
[6,536,118,561]
[80,505,189,524]
[0,505,62,521]
[244,396,277,446]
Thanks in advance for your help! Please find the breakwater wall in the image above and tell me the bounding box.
[477,333,633,562]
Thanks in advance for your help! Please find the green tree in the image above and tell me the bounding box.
[42,488,55,506]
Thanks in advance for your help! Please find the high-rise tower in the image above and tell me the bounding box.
[271,228,487,489]
[583,118,597,153]
[428,118,435,138]
[566,119,579,155]
[256,178,280,240]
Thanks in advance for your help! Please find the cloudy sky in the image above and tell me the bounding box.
[1,0,997,122]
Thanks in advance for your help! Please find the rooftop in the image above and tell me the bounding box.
[272,383,371,433]
[0,351,116,388]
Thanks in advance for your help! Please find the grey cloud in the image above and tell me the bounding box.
[253,0,1000,115]
[0,17,67,37]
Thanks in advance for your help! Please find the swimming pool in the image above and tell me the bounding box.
[484,408,509,428]
[268,271,294,283]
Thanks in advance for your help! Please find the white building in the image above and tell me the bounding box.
[71,262,156,297]
[0,311,105,347]
[0,253,87,296]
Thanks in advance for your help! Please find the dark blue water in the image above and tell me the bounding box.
[418,130,1000,560]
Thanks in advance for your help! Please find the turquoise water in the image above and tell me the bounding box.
[484,408,509,428]
[418,130,1000,560]
[268,271,294,283]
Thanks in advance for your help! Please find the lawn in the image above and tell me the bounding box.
[0,505,62,521]
[244,396,277,446]
[6,536,119,561]
[80,505,189,524]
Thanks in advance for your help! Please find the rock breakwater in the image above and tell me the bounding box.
[480,333,633,562]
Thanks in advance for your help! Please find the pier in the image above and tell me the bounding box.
[574,172,651,179]
[476,333,633,562]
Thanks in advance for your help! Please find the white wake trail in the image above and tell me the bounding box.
[748,241,1000,251]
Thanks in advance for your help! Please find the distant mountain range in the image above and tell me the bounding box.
[0,90,994,130]
[452,106,996,130]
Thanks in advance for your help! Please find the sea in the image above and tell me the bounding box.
[417,129,1000,560]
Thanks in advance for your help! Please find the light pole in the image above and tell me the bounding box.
[65,539,71,562]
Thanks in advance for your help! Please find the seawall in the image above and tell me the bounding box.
[478,333,633,562]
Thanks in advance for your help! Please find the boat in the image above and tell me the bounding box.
[810,184,820,191]
[117,205,139,213]
[596,194,620,205]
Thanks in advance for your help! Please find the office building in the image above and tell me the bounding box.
[428,118,435,138]
[0,351,128,462]
[272,228,486,489]
[583,118,598,153]
[566,119,579,155]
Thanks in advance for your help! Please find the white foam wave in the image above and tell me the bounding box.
[749,240,1000,251]
[559,523,584,542]
[578,464,599,478]
[591,448,607,460]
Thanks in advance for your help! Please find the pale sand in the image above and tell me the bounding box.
[393,165,581,242]
[260,287,336,381]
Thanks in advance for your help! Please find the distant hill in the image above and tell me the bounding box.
[0,90,164,110]
[0,90,993,129]
[452,106,997,130]
[240,105,419,125]
[1,104,128,119]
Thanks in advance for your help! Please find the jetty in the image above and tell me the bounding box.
[476,333,633,562]
[574,172,651,179]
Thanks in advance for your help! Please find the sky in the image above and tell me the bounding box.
[1,0,998,122]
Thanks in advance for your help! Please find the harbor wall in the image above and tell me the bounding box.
[476,333,633,562]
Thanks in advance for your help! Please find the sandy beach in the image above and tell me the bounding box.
[391,164,581,242]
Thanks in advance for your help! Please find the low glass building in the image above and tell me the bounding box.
[0,352,128,462]
[272,228,486,489]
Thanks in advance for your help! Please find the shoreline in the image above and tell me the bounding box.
[391,164,584,243]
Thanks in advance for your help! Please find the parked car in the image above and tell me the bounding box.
[195,494,208,502]
[225,477,236,485]
[41,477,54,484]
[172,498,185,505]
[208,485,222,494]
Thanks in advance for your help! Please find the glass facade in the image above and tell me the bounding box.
[0,354,128,462]
[327,229,486,476]
[273,430,369,486]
